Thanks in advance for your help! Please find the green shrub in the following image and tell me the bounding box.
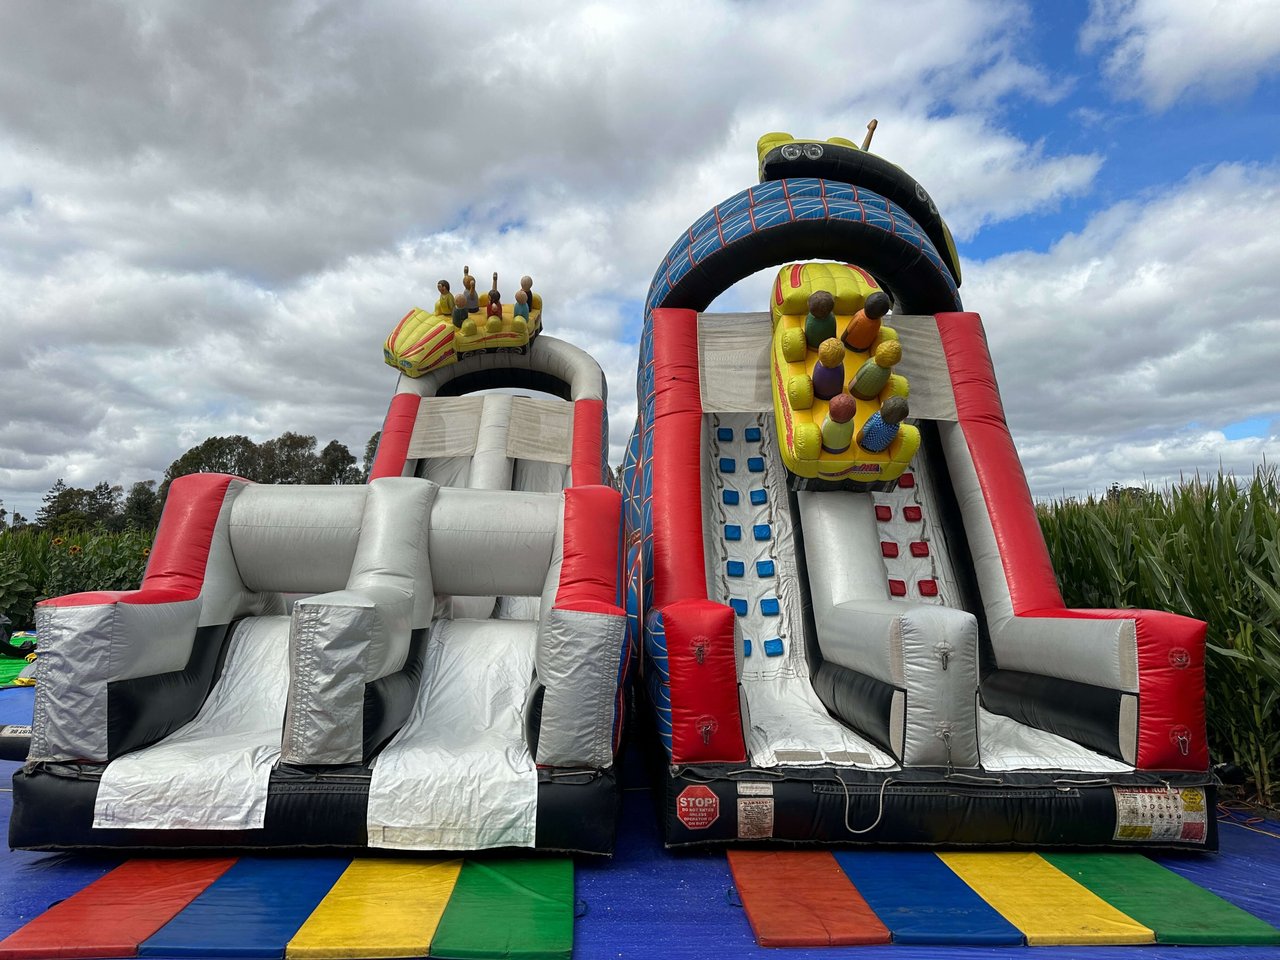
[0,550,39,629]
[1039,467,1280,804]
[0,527,152,629]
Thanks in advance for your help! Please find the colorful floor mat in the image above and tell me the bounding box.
[1043,852,1280,946]
[940,851,1154,945]
[286,858,462,958]
[0,855,575,960]
[727,848,1280,948]
[0,858,234,959]
[834,850,1023,946]
[728,850,890,946]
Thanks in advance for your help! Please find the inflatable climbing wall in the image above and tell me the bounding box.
[621,134,1212,850]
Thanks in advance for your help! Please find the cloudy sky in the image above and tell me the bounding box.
[2,0,1279,519]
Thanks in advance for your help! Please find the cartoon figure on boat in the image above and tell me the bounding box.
[383,270,544,377]
[770,262,919,484]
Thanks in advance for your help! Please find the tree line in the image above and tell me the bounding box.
[0,430,380,534]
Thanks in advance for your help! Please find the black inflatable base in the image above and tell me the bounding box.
[660,765,1218,852]
[9,763,619,856]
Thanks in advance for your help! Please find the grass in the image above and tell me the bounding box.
[1039,467,1280,804]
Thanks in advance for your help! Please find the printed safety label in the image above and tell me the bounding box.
[1113,786,1208,843]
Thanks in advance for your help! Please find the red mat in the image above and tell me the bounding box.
[0,858,235,959]
[727,850,890,946]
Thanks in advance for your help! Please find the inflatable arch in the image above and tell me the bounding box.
[645,177,960,317]
[623,150,1212,849]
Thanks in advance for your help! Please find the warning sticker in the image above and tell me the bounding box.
[1113,786,1208,843]
[676,785,720,830]
[736,781,774,797]
[737,797,774,839]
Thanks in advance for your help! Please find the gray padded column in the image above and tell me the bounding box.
[282,478,438,765]
[470,394,515,491]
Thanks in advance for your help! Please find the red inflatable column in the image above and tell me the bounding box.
[649,307,746,763]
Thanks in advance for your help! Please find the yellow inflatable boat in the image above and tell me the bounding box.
[383,292,543,378]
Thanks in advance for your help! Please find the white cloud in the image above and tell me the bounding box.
[965,162,1280,497]
[1082,0,1280,110]
[0,0,1109,517]
[869,115,1101,240]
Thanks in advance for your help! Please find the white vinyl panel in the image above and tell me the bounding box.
[367,619,538,850]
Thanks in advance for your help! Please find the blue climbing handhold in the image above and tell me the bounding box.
[747,457,765,473]
[719,458,736,473]
[745,427,762,442]
[760,598,780,616]
[756,560,775,577]
[749,489,768,506]
[724,524,742,541]
[763,638,785,657]
[723,489,740,506]
[753,524,771,541]
[717,427,734,442]
[730,598,748,616]
[727,560,745,577]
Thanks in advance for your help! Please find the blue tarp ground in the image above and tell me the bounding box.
[2,688,1279,959]
[0,687,33,726]
[575,791,1280,959]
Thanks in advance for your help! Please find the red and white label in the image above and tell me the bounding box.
[676,785,720,830]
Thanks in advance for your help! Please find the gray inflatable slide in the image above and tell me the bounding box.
[11,335,629,854]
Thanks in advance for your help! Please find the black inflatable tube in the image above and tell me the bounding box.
[654,216,961,317]
[10,764,620,856]
[0,724,30,761]
[760,143,962,285]
[659,767,1217,850]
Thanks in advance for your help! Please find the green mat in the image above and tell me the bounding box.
[0,633,35,687]
[1044,853,1280,945]
[429,859,573,960]
[0,659,26,687]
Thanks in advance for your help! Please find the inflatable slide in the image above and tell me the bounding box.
[621,134,1213,850]
[8,134,1214,860]
[10,288,628,855]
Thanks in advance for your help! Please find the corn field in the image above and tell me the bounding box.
[1039,467,1280,805]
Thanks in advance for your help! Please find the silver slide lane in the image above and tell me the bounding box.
[703,412,895,769]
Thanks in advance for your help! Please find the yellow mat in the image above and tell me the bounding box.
[939,852,1154,946]
[286,858,463,958]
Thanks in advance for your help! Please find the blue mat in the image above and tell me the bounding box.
[139,857,349,958]
[834,850,1023,945]
[0,687,34,725]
